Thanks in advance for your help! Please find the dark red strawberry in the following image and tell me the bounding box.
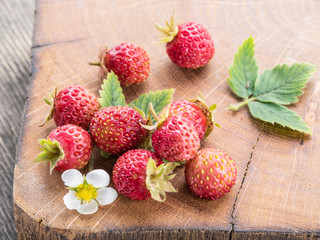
[185,148,237,200]
[152,114,200,162]
[41,85,100,130]
[35,124,93,173]
[112,149,178,201]
[89,43,150,86]
[156,16,214,68]
[90,106,148,155]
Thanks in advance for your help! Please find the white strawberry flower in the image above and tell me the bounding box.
[62,169,117,215]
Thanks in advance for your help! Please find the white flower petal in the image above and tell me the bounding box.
[96,187,118,205]
[77,200,98,215]
[86,169,110,188]
[63,190,81,210]
[61,169,84,187]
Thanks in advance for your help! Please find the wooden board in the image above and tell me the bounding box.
[13,0,320,239]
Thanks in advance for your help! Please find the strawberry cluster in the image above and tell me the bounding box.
[35,14,236,206]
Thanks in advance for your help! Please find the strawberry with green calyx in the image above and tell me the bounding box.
[112,149,178,201]
[89,43,150,86]
[40,85,100,130]
[35,124,93,173]
[166,97,220,140]
[146,103,200,162]
[185,148,237,200]
[90,106,148,155]
[155,13,214,69]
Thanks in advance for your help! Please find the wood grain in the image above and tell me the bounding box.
[13,0,320,239]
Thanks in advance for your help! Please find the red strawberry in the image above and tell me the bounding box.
[35,124,93,173]
[185,148,237,200]
[156,16,214,68]
[41,85,100,130]
[152,115,200,162]
[90,106,148,155]
[167,99,214,140]
[113,149,178,201]
[89,43,150,86]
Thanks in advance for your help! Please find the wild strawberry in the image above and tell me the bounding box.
[35,124,93,173]
[185,148,237,200]
[156,15,214,69]
[152,115,200,162]
[40,85,100,130]
[167,99,216,140]
[89,43,150,86]
[112,149,178,201]
[90,106,148,155]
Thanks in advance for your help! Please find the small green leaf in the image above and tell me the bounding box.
[227,36,259,99]
[99,71,126,108]
[130,89,174,122]
[248,101,311,134]
[253,63,316,105]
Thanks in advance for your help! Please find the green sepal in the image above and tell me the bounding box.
[131,105,146,119]
[140,123,157,131]
[35,139,65,174]
[155,12,179,44]
[99,71,126,108]
[67,186,79,191]
[145,158,179,202]
[189,96,220,139]
[39,87,57,127]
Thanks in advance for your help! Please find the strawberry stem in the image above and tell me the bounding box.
[39,87,57,127]
[227,97,255,111]
[88,61,101,66]
[88,157,94,172]
[148,103,161,124]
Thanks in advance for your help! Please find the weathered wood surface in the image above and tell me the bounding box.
[13,0,320,239]
[0,0,34,239]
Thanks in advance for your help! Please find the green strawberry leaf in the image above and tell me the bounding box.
[99,71,126,108]
[227,36,316,134]
[129,89,174,123]
[227,36,259,99]
[248,101,311,134]
[253,63,316,105]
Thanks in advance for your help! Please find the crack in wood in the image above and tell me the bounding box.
[229,125,265,239]
[31,37,88,49]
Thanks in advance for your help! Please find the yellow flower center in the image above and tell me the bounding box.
[75,183,97,203]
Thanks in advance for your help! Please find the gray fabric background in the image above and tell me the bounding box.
[0,0,35,239]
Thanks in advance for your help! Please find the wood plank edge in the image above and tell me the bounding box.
[232,230,320,240]
[13,202,230,240]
